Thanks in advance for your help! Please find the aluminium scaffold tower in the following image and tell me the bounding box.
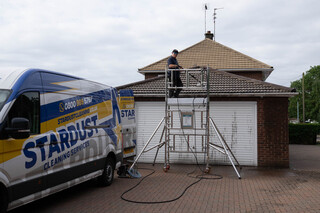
[130,67,242,179]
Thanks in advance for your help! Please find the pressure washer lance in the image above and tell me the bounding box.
[189,72,206,87]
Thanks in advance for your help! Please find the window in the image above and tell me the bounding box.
[0,89,11,111]
[8,92,40,134]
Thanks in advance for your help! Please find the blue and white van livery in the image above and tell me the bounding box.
[118,90,136,159]
[0,69,135,212]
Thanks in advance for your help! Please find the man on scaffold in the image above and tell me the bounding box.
[167,49,183,98]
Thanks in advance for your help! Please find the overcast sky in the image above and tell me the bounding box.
[0,0,319,87]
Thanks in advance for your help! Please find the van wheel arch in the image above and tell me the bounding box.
[107,152,116,169]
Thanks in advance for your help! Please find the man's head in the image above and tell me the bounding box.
[172,49,179,57]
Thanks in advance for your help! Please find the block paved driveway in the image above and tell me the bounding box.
[10,145,320,213]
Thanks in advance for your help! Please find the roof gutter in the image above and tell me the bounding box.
[133,92,298,98]
[137,69,164,74]
[216,68,273,72]
[138,68,274,74]
[210,92,297,97]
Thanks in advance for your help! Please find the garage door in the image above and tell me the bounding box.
[135,101,257,166]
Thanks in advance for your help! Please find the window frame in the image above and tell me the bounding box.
[7,91,41,135]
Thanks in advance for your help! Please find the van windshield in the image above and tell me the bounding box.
[0,89,11,111]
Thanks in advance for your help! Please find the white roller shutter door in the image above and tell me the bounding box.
[135,101,257,166]
[210,102,257,166]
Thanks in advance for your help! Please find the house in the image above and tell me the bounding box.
[117,32,297,167]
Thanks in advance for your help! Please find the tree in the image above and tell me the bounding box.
[289,65,320,122]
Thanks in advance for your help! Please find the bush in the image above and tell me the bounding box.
[289,123,320,145]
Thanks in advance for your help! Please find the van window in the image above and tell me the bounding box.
[8,92,40,134]
[0,89,11,111]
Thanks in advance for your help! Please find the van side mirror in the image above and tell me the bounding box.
[5,117,30,139]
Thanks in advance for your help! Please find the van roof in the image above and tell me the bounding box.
[0,69,26,89]
[0,69,83,90]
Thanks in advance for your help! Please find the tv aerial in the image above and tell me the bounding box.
[213,7,224,41]
[203,3,209,33]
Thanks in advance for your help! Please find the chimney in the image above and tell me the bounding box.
[205,31,214,40]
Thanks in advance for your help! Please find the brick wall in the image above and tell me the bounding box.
[228,71,263,81]
[145,73,161,79]
[257,97,289,167]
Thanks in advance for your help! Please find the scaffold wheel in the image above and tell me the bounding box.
[163,167,168,172]
[204,167,210,174]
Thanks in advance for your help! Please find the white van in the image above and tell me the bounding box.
[0,69,135,212]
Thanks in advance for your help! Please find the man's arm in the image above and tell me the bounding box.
[169,64,179,69]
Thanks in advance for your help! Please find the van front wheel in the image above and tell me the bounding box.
[98,157,114,186]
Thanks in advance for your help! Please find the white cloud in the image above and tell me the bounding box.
[0,0,319,87]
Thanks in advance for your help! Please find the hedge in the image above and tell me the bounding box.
[289,123,320,145]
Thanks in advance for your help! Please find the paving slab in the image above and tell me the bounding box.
[9,145,320,213]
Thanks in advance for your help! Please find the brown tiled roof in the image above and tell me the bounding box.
[117,69,296,98]
[138,39,273,72]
